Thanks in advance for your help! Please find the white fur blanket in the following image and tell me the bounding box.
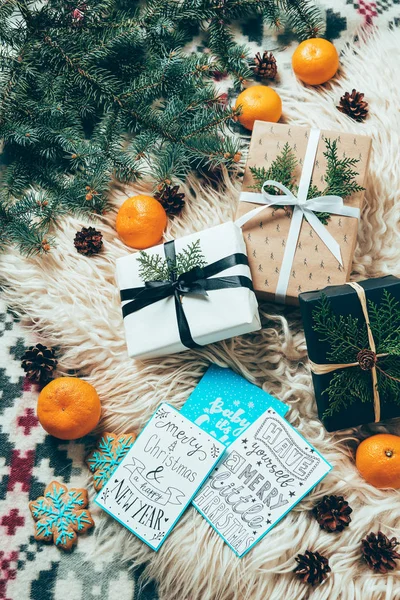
[2,28,400,600]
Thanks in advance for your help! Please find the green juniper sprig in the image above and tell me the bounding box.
[312,290,400,417]
[137,239,206,282]
[249,138,364,225]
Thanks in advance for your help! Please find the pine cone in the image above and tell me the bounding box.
[154,185,185,217]
[337,89,368,122]
[253,51,277,80]
[21,343,58,384]
[313,494,352,532]
[294,550,331,586]
[357,349,377,371]
[361,531,400,573]
[74,226,103,256]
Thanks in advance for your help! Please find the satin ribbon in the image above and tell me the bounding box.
[235,128,361,303]
[309,282,387,423]
[120,240,253,350]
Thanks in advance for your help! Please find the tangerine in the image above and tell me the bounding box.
[37,377,101,440]
[116,195,167,249]
[356,433,400,489]
[292,38,339,86]
[235,85,282,131]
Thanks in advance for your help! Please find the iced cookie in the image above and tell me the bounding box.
[29,481,94,550]
[86,431,136,491]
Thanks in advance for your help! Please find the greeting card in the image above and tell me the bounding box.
[193,408,331,557]
[95,403,225,551]
[181,365,288,446]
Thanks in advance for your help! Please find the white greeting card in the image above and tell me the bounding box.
[193,408,331,557]
[95,403,225,551]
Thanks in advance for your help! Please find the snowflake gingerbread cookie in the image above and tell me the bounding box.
[29,481,94,550]
[86,431,136,491]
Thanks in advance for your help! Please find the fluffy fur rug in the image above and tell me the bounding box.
[2,28,400,600]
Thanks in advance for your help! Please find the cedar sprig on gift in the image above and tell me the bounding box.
[250,142,297,196]
[322,138,365,198]
[137,252,171,282]
[249,138,364,225]
[137,239,206,282]
[175,240,207,275]
[312,290,400,417]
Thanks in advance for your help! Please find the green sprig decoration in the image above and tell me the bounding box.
[137,239,206,282]
[312,290,400,417]
[249,138,364,225]
[0,0,324,257]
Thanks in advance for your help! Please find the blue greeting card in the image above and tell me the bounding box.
[181,365,288,446]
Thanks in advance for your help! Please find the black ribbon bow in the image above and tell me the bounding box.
[120,240,254,350]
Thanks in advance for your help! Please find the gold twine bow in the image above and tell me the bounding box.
[309,281,389,423]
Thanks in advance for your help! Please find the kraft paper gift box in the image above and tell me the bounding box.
[299,276,400,431]
[236,121,371,305]
[116,222,261,359]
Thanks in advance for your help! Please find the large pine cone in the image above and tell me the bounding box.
[74,226,103,256]
[294,550,331,586]
[253,51,277,80]
[361,531,400,573]
[313,494,352,533]
[337,89,368,122]
[154,185,185,217]
[21,343,57,384]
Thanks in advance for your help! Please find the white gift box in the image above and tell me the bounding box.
[116,221,261,359]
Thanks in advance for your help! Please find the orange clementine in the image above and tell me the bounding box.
[37,377,101,440]
[235,85,282,131]
[356,434,400,489]
[116,195,167,249]
[292,38,339,86]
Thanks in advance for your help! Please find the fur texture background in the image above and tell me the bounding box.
[1,28,400,600]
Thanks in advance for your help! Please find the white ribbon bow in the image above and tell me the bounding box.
[235,128,360,303]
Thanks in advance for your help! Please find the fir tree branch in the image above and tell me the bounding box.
[0,0,325,256]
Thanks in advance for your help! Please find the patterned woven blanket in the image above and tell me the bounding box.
[0,301,159,600]
[1,2,400,599]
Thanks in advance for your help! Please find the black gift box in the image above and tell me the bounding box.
[299,276,400,431]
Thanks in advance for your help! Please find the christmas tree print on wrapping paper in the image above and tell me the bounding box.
[137,239,206,282]
[312,290,400,418]
[249,138,364,225]
[86,432,136,491]
[29,481,94,550]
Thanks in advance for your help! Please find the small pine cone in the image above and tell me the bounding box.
[313,494,352,533]
[357,349,377,371]
[294,550,331,586]
[337,89,368,122]
[21,343,57,384]
[361,531,400,573]
[253,51,277,80]
[154,185,185,217]
[74,226,103,256]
